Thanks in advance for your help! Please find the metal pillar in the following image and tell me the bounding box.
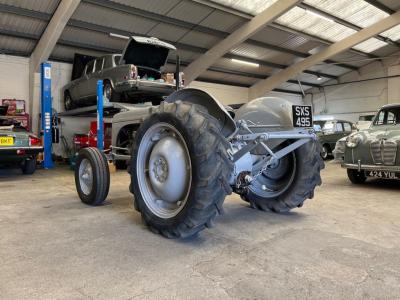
[96,80,104,150]
[41,62,54,169]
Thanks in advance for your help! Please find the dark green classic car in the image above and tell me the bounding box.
[314,119,355,159]
[0,115,42,174]
[342,103,400,183]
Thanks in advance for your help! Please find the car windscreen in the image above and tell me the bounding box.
[373,107,400,125]
[122,41,169,70]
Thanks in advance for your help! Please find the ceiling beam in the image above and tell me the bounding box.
[298,2,400,47]
[82,0,358,71]
[249,10,400,99]
[183,0,301,84]
[30,0,81,72]
[195,77,303,95]
[363,0,395,14]
[0,3,339,79]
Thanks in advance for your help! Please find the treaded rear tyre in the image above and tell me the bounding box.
[241,140,324,212]
[347,169,367,184]
[131,101,233,238]
[75,147,110,206]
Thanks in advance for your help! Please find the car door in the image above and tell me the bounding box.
[69,65,89,101]
[77,60,94,101]
[342,122,353,137]
[86,58,104,99]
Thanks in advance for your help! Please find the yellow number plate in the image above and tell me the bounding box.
[0,136,14,146]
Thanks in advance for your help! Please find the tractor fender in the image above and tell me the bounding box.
[234,97,294,132]
[165,88,236,138]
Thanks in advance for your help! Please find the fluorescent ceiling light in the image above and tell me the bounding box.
[306,9,335,23]
[109,33,129,40]
[231,58,259,67]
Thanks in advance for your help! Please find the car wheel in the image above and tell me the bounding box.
[64,92,75,111]
[321,144,330,160]
[21,157,36,175]
[103,81,120,102]
[347,169,367,184]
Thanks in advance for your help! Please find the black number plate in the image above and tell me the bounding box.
[292,105,313,128]
[366,171,400,180]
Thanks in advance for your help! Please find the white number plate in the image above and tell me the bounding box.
[292,105,313,128]
[366,171,400,180]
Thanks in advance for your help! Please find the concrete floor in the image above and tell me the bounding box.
[0,162,400,299]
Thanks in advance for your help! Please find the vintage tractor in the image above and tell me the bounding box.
[75,88,324,238]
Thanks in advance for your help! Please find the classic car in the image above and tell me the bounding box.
[0,110,42,174]
[63,36,178,110]
[342,103,400,183]
[314,119,356,159]
[356,112,376,130]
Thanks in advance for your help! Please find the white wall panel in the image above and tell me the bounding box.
[0,55,29,106]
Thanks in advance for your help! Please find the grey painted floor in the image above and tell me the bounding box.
[0,162,399,299]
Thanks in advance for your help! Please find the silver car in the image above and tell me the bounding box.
[63,36,178,110]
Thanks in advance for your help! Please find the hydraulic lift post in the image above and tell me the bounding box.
[41,62,54,169]
[96,80,104,151]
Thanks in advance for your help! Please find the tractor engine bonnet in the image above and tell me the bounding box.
[234,97,293,131]
[235,97,294,150]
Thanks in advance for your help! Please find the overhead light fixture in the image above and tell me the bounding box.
[231,58,259,67]
[317,75,322,81]
[306,9,334,23]
[109,33,129,40]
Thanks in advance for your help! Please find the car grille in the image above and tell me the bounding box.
[370,140,397,165]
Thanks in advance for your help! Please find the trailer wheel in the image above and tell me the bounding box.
[241,140,324,213]
[75,147,110,206]
[131,101,233,238]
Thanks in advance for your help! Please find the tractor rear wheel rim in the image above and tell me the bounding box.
[79,158,93,195]
[137,122,192,219]
[250,150,296,198]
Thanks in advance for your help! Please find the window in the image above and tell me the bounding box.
[335,122,344,132]
[322,121,334,132]
[103,56,113,69]
[343,122,352,132]
[374,107,400,125]
[95,58,104,72]
[387,111,396,124]
[114,55,121,66]
[85,60,95,75]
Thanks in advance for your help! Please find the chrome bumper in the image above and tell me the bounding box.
[342,162,400,172]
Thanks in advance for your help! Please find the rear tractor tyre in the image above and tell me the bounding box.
[241,140,324,213]
[131,101,233,238]
[347,169,367,184]
[75,147,110,206]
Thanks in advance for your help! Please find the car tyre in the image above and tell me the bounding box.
[21,157,36,175]
[64,92,75,111]
[321,144,330,160]
[347,169,367,184]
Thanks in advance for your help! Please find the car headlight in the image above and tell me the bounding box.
[346,134,363,148]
